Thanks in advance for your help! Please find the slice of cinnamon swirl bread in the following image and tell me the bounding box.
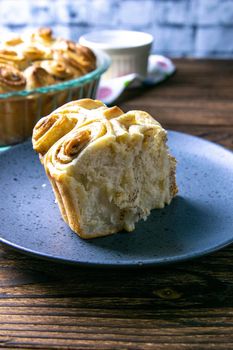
[32,98,178,239]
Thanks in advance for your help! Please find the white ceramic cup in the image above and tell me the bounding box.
[79,30,153,80]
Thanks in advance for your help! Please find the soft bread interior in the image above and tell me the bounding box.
[48,123,177,239]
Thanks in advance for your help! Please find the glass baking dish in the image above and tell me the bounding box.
[0,50,110,146]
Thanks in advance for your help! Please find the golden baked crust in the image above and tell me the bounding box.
[32,99,178,239]
[24,66,56,89]
[0,63,26,92]
[0,27,96,93]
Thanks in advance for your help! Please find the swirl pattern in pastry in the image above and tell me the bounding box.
[0,49,28,70]
[24,66,56,90]
[35,59,76,80]
[0,63,26,92]
[0,28,96,93]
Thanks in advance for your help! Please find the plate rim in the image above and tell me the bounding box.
[0,233,233,267]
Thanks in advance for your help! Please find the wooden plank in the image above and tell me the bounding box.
[120,59,233,127]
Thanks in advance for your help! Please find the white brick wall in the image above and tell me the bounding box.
[154,0,195,25]
[118,0,155,27]
[149,26,194,56]
[0,0,31,25]
[29,0,56,25]
[89,0,119,26]
[196,0,233,25]
[0,0,232,58]
[56,0,88,25]
[196,27,233,55]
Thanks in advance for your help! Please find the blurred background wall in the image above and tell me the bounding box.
[0,0,233,58]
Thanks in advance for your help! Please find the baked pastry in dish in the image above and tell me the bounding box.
[33,98,178,239]
[0,28,97,145]
[0,28,96,80]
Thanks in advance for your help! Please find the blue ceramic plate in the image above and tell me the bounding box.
[0,131,233,267]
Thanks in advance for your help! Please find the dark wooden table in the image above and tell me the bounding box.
[0,59,233,349]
